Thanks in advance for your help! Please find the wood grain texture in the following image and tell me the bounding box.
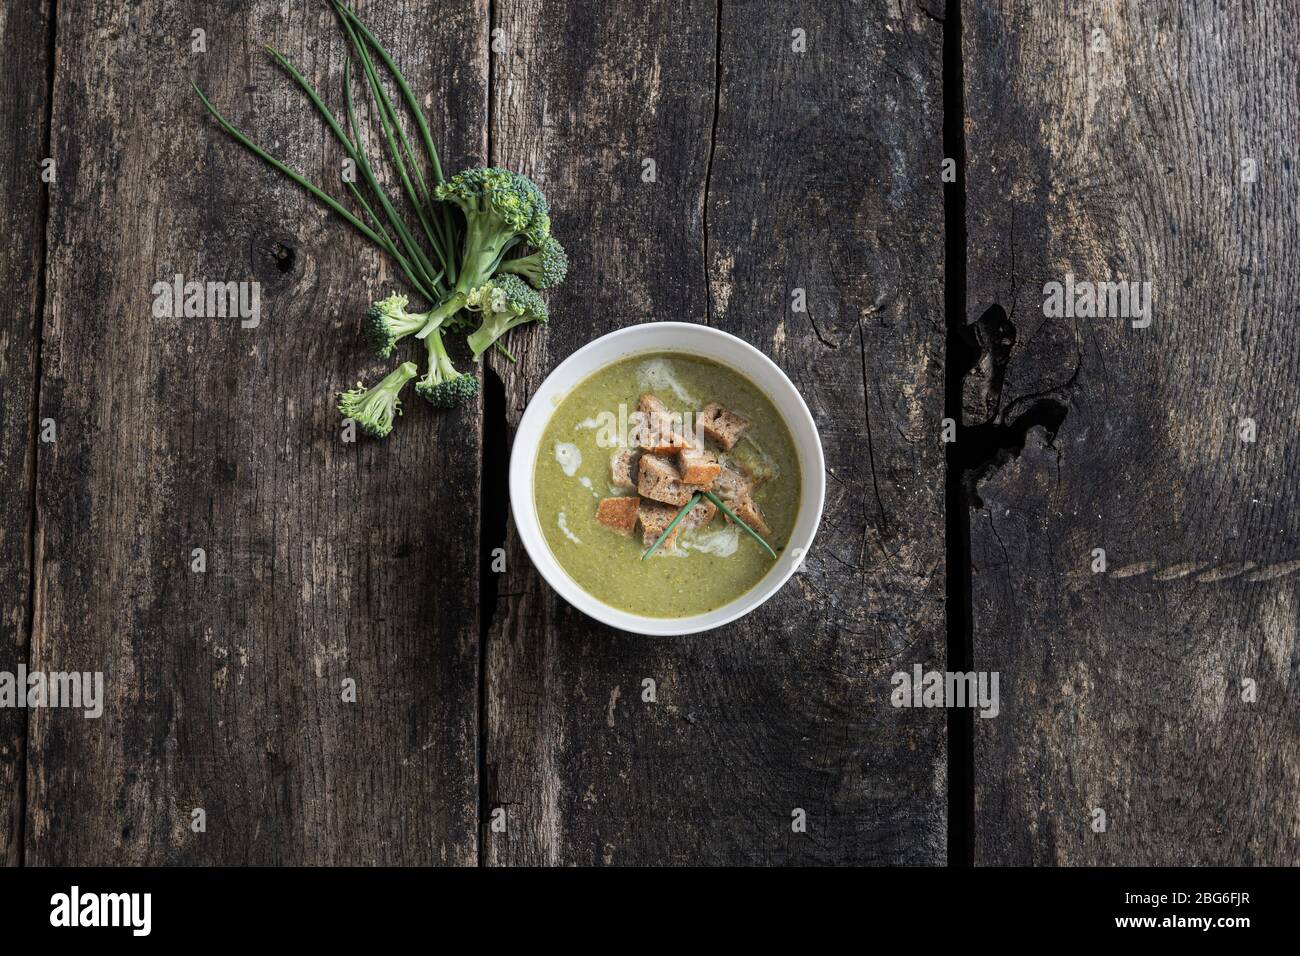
[965,0,1300,863]
[25,0,486,864]
[484,0,946,864]
[0,0,52,867]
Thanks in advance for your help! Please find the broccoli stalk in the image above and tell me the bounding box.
[497,235,569,290]
[435,167,552,296]
[337,361,418,438]
[365,292,466,358]
[464,274,550,359]
[416,326,480,407]
[410,167,554,342]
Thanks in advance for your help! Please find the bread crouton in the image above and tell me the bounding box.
[730,495,770,536]
[698,402,751,451]
[644,433,692,455]
[711,461,755,506]
[595,496,640,536]
[711,461,770,536]
[680,496,717,531]
[633,394,696,453]
[637,499,682,548]
[626,413,676,455]
[677,447,721,486]
[627,411,647,446]
[638,497,715,548]
[610,449,641,490]
[639,393,670,418]
[637,453,697,507]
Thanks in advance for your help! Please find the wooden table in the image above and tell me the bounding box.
[0,1,1294,866]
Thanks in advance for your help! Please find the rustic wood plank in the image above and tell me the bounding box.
[485,0,946,864]
[0,0,53,867]
[25,0,486,864]
[965,0,1300,863]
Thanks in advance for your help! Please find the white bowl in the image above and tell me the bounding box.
[508,322,826,636]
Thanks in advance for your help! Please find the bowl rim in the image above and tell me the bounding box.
[507,321,826,636]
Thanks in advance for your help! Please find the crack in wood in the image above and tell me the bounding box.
[942,0,973,868]
[702,0,722,326]
[13,0,60,870]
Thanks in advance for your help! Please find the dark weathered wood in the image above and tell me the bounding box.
[484,0,946,864]
[0,0,53,867]
[966,1,1300,863]
[25,0,486,864]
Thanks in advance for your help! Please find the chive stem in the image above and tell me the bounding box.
[191,83,388,252]
[333,1,459,281]
[339,60,443,296]
[702,490,779,560]
[259,46,444,297]
[337,14,447,276]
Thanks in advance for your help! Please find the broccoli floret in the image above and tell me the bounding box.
[337,361,418,438]
[370,291,472,354]
[513,175,552,247]
[436,167,551,294]
[497,236,568,290]
[464,274,550,359]
[364,294,429,358]
[415,326,480,408]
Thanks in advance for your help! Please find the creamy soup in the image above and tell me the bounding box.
[533,353,801,617]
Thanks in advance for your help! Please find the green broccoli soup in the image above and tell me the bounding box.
[533,353,801,617]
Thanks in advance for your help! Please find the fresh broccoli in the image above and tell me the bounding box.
[497,236,568,290]
[514,175,552,247]
[436,167,551,295]
[337,361,418,438]
[464,274,550,359]
[365,293,466,358]
[415,326,480,408]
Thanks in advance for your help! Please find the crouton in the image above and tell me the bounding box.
[627,411,647,446]
[638,497,716,548]
[711,461,755,507]
[633,394,697,453]
[637,453,697,507]
[610,449,641,490]
[680,496,717,531]
[628,412,669,452]
[677,447,721,486]
[646,432,693,454]
[730,496,770,536]
[639,393,670,418]
[595,496,640,536]
[637,499,682,548]
[698,402,751,450]
[710,461,769,535]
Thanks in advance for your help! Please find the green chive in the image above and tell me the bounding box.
[259,42,447,298]
[702,490,779,560]
[191,83,391,253]
[332,1,459,280]
[333,2,446,184]
[336,14,446,275]
[343,180,439,301]
[641,493,701,561]
[338,60,444,297]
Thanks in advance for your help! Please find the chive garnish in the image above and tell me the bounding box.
[192,4,460,305]
[641,493,701,561]
[703,490,779,560]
